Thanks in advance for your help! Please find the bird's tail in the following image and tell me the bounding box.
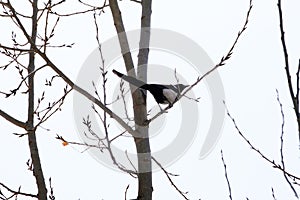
[112,69,148,89]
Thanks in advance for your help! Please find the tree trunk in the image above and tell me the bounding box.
[109,0,153,199]
[27,0,47,199]
[135,0,153,199]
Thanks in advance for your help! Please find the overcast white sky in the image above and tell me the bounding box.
[1,0,300,199]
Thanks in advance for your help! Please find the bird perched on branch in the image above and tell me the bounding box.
[112,69,188,107]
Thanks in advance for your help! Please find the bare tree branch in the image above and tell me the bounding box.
[0,182,37,198]
[91,16,137,177]
[276,90,299,198]
[221,150,233,200]
[48,177,55,200]
[4,0,138,138]
[129,0,142,4]
[119,80,132,122]
[0,109,26,128]
[277,0,300,142]
[3,64,47,98]
[147,0,253,124]
[296,59,300,113]
[35,86,72,128]
[56,130,137,176]
[224,101,300,182]
[56,134,103,149]
[48,0,108,17]
[152,156,189,200]
[0,44,31,52]
[271,187,277,200]
[124,184,130,200]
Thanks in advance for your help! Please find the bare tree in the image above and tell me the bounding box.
[0,0,253,199]
[222,0,300,199]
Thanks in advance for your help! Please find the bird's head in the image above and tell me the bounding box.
[176,84,189,93]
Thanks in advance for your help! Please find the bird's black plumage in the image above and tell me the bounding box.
[112,69,188,105]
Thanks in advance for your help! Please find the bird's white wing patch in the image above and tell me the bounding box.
[163,89,177,104]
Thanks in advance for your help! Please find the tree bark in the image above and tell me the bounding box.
[109,0,153,199]
[27,0,47,199]
[135,0,153,199]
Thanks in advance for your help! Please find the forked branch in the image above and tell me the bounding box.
[224,102,300,183]
[0,182,37,199]
[277,0,300,142]
[152,156,188,200]
[276,90,298,198]
[147,0,253,124]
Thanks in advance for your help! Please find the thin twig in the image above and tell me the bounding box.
[110,130,128,143]
[48,177,55,200]
[277,0,300,142]
[0,44,32,52]
[49,2,108,17]
[56,134,106,151]
[35,86,72,128]
[182,94,201,103]
[152,156,189,200]
[296,59,300,114]
[129,0,142,4]
[0,182,37,198]
[81,117,138,176]
[276,90,298,198]
[224,101,300,182]
[119,80,131,122]
[124,184,130,200]
[271,187,277,200]
[147,0,253,124]
[125,150,137,173]
[7,1,137,137]
[221,150,233,200]
[81,16,138,178]
[5,64,48,98]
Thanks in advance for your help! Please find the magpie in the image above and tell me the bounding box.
[112,69,188,107]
